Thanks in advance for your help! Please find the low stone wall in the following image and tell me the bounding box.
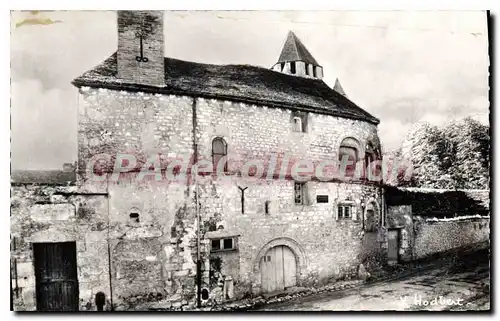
[386,187,490,262]
[413,217,490,259]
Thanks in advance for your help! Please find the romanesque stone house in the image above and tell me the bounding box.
[11,10,386,311]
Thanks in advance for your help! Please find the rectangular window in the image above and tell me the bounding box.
[223,238,233,249]
[211,239,221,250]
[211,237,236,252]
[290,61,296,74]
[313,66,317,78]
[338,205,353,219]
[294,182,305,205]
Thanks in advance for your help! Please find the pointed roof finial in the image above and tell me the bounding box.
[277,31,319,65]
[333,78,347,97]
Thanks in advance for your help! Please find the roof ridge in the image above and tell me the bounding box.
[72,53,380,125]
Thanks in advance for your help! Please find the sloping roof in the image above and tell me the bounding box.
[72,52,379,124]
[333,78,347,97]
[277,31,319,66]
[385,186,489,218]
[11,170,76,185]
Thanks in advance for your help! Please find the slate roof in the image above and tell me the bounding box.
[277,31,320,66]
[11,170,76,185]
[72,52,379,124]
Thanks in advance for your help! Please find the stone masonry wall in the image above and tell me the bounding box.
[77,88,199,309]
[77,87,194,182]
[70,88,384,308]
[105,176,198,310]
[194,98,381,176]
[413,217,490,259]
[197,176,384,300]
[386,201,490,262]
[194,97,384,300]
[10,184,111,311]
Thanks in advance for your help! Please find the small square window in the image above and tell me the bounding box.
[223,238,233,250]
[211,239,221,250]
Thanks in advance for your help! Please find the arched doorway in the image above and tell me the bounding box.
[260,245,297,293]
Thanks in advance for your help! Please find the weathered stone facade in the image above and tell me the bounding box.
[73,87,386,307]
[10,10,388,311]
[10,184,111,311]
[197,177,384,300]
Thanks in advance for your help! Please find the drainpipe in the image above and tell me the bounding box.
[195,162,202,308]
[106,178,114,311]
[191,98,202,308]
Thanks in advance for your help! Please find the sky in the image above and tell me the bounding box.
[10,10,490,170]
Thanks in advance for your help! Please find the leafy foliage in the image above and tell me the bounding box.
[386,117,489,189]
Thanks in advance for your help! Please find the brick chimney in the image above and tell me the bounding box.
[117,11,165,87]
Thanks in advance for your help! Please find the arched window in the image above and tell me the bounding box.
[364,202,378,232]
[212,137,228,172]
[339,137,360,177]
[364,142,381,180]
[292,116,302,132]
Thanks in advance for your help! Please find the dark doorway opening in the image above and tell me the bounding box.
[34,242,79,311]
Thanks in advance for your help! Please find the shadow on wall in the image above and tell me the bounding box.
[385,186,489,219]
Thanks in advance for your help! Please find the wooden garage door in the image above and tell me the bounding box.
[34,242,79,311]
[260,246,297,293]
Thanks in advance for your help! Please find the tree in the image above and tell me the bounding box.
[443,117,490,189]
[399,122,455,188]
[391,117,490,189]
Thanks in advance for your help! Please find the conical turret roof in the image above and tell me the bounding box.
[277,31,319,66]
[333,78,347,96]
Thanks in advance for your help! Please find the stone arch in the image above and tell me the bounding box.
[364,197,381,231]
[253,237,307,275]
[251,237,308,293]
[338,136,365,159]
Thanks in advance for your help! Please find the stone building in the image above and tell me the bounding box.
[11,11,386,311]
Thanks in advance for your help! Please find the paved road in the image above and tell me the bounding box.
[254,260,490,311]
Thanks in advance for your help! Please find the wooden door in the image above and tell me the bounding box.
[387,229,399,264]
[260,246,297,293]
[34,242,79,311]
[282,246,297,288]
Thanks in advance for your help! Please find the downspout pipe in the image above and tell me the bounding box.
[191,98,202,308]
